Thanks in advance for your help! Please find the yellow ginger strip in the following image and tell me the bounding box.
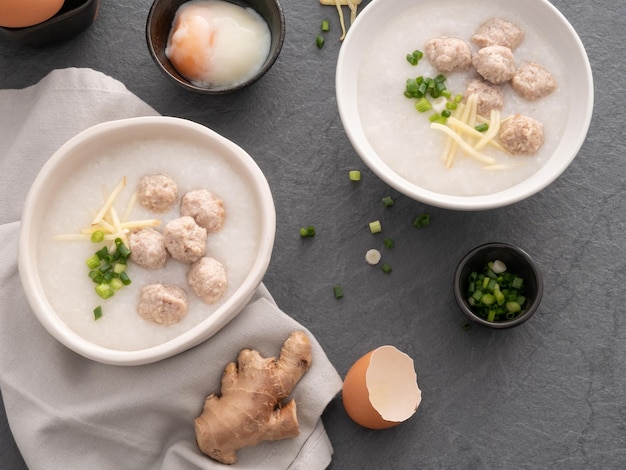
[447,117,508,153]
[92,176,126,226]
[122,190,138,222]
[474,110,500,150]
[320,0,362,40]
[431,123,497,165]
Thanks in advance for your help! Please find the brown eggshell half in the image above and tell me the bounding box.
[342,345,422,429]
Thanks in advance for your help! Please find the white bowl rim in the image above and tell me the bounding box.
[18,116,276,366]
[336,0,594,211]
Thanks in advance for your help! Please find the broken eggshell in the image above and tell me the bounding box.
[342,345,422,429]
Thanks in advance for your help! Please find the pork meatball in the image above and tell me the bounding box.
[163,216,207,264]
[128,228,168,270]
[472,45,516,85]
[464,79,504,116]
[511,62,558,101]
[471,18,524,50]
[187,257,228,304]
[137,283,188,326]
[136,174,178,213]
[499,114,544,155]
[424,37,472,73]
[180,189,225,233]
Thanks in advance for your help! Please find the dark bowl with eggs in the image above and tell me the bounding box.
[0,0,99,47]
[146,0,285,94]
[453,242,543,329]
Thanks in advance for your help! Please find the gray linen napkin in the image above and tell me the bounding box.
[0,68,343,470]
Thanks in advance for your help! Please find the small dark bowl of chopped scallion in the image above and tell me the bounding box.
[453,243,543,329]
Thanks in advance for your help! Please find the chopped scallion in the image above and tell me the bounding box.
[333,285,344,299]
[381,263,392,274]
[90,230,105,243]
[349,170,361,181]
[321,20,330,31]
[382,196,394,207]
[93,306,103,320]
[475,123,489,133]
[316,34,325,49]
[369,220,382,234]
[384,238,394,249]
[415,97,432,113]
[300,225,316,238]
[413,213,430,228]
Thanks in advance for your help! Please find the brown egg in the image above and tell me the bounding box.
[0,0,65,28]
[342,345,422,429]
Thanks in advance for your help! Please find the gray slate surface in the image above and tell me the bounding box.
[1,0,625,468]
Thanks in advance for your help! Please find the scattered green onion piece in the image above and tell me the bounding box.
[415,97,432,113]
[454,93,463,103]
[90,231,105,243]
[96,246,109,260]
[384,238,394,249]
[95,283,114,300]
[512,276,524,289]
[381,263,392,274]
[349,170,361,181]
[316,35,325,49]
[446,101,457,110]
[369,220,382,234]
[475,123,489,133]
[333,285,344,299]
[113,263,127,274]
[441,89,452,99]
[413,213,430,228]
[119,271,131,286]
[93,306,103,321]
[382,196,394,207]
[441,109,452,118]
[300,225,316,238]
[110,278,124,291]
[406,53,418,66]
[86,254,101,270]
[321,20,330,31]
[428,113,441,122]
[115,238,130,258]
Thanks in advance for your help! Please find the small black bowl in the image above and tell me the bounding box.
[454,242,543,329]
[0,0,99,47]
[146,0,285,94]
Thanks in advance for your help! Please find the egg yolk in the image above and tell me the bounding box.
[168,14,215,83]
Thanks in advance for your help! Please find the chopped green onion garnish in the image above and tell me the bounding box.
[466,261,528,322]
[95,283,114,300]
[406,49,423,66]
[413,213,430,228]
[349,170,361,181]
[110,278,124,291]
[300,225,316,238]
[93,306,103,320]
[381,263,392,274]
[333,285,344,299]
[369,220,382,234]
[382,196,394,207]
[428,113,441,123]
[475,123,489,133]
[90,230,105,243]
[384,238,394,249]
[415,97,432,113]
[446,101,458,110]
[321,20,330,31]
[86,254,101,270]
[316,35,325,49]
[441,109,451,118]
[454,93,463,103]
[119,271,131,286]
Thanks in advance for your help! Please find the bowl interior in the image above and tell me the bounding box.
[146,0,285,93]
[454,243,543,328]
[336,0,594,210]
[18,116,276,365]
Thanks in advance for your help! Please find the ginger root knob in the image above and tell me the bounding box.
[194,330,313,464]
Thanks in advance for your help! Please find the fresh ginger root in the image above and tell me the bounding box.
[194,331,313,464]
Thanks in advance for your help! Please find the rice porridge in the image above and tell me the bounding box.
[357,1,570,196]
[37,137,261,351]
